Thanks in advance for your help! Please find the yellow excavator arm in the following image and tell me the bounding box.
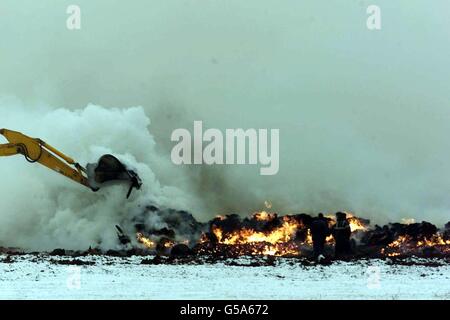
[0,128,142,197]
[0,128,91,188]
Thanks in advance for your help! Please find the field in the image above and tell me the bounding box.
[1,254,449,299]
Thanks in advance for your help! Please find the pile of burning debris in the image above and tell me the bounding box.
[122,205,450,260]
[2,206,448,262]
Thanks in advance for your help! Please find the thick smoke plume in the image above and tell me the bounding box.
[0,100,200,250]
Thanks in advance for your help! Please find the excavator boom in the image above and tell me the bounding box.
[0,128,142,197]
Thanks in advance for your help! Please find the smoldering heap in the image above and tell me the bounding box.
[121,205,450,260]
[3,205,449,261]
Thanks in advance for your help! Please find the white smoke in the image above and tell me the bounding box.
[0,97,199,250]
[2,95,450,251]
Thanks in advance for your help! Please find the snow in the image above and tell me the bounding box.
[0,254,449,299]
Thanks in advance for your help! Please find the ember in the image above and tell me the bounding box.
[211,211,303,255]
[325,212,369,232]
[381,234,450,257]
[130,205,450,259]
[136,232,155,249]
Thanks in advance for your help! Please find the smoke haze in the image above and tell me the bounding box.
[1,1,450,249]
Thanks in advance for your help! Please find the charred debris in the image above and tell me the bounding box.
[1,205,449,264]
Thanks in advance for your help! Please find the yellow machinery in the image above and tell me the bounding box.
[0,128,142,198]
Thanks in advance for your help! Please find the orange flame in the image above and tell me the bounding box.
[382,234,450,256]
[211,213,302,256]
[254,211,276,221]
[326,212,368,232]
[213,215,299,245]
[347,214,368,232]
[136,232,156,249]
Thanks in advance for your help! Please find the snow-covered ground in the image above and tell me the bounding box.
[0,254,449,299]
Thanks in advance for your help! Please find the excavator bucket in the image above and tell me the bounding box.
[86,154,142,198]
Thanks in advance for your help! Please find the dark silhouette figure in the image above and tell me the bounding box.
[310,213,330,260]
[332,212,352,258]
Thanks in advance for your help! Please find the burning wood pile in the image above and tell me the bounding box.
[375,222,450,257]
[129,205,450,259]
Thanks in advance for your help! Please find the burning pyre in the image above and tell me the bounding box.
[193,211,372,257]
[121,199,450,260]
[381,234,450,257]
[129,203,450,259]
[124,204,447,259]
